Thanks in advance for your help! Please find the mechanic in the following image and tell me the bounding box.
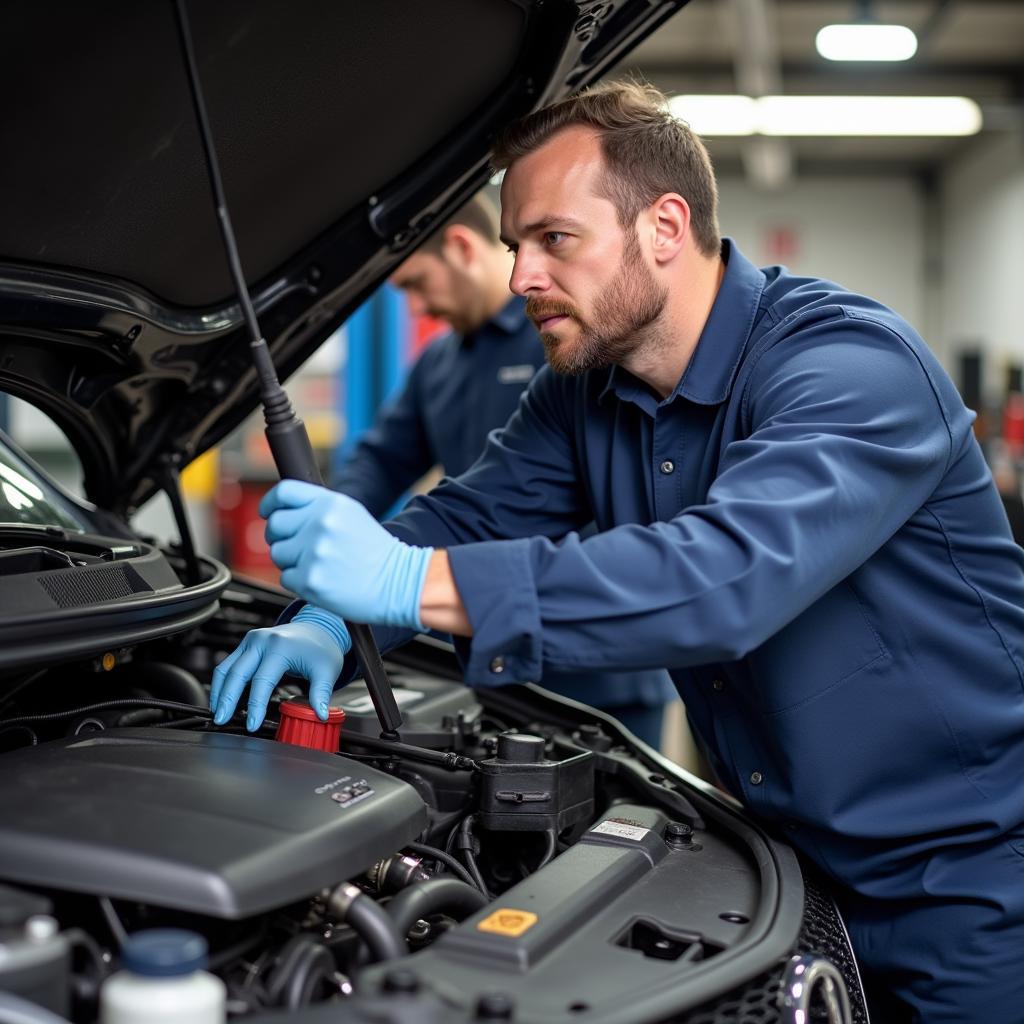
[331,190,675,746]
[212,81,1024,1022]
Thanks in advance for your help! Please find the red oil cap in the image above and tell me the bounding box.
[275,700,345,752]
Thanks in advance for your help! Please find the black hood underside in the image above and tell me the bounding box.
[0,0,688,513]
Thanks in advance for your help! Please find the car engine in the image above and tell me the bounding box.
[0,574,866,1023]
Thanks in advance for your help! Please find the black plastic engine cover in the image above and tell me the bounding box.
[0,729,427,918]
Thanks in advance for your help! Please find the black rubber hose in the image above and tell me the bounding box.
[0,699,209,729]
[458,815,490,895]
[265,936,336,1009]
[385,878,488,939]
[329,885,405,963]
[405,842,480,891]
[284,942,336,1009]
[340,732,478,771]
[130,662,207,707]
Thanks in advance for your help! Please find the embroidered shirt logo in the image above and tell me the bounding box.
[498,364,536,385]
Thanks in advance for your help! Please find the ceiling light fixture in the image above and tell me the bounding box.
[668,95,982,137]
[815,1,918,62]
[816,23,918,61]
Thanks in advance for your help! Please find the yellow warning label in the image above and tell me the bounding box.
[477,908,539,937]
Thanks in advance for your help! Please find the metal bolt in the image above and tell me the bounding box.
[750,771,764,785]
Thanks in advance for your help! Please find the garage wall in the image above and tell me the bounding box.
[937,131,1024,406]
[716,175,927,337]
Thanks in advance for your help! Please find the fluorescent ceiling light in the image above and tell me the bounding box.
[667,94,757,136]
[668,95,982,137]
[816,23,918,62]
[758,96,981,136]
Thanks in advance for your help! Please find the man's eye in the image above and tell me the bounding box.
[544,232,566,246]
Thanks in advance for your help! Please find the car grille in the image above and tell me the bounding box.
[667,868,869,1024]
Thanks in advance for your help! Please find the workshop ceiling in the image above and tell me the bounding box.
[620,0,1024,177]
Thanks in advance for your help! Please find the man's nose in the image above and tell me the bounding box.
[509,252,549,297]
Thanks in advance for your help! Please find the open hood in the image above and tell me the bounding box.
[0,0,688,514]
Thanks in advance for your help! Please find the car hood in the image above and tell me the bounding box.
[0,0,687,514]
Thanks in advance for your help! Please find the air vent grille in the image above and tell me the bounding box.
[37,564,152,609]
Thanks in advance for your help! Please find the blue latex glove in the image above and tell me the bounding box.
[261,479,434,629]
[209,605,351,731]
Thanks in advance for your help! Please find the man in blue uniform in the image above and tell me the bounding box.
[212,82,1024,1021]
[334,192,675,745]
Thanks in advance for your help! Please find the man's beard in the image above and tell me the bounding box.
[526,229,668,376]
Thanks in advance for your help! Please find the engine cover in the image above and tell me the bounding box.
[0,728,427,918]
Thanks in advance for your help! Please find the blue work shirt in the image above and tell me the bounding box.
[332,298,544,513]
[333,296,675,712]
[380,239,1024,897]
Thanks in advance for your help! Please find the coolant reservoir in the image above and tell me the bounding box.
[100,929,225,1024]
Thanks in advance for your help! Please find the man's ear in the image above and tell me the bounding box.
[440,225,477,270]
[646,193,690,266]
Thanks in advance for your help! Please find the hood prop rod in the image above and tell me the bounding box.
[173,0,403,739]
[157,458,200,586]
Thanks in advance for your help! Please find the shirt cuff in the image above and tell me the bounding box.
[447,538,543,686]
[276,598,306,625]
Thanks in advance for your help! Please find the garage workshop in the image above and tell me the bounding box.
[0,3,1022,1023]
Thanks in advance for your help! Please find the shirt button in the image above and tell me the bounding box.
[659,460,675,475]
[490,656,506,674]
[749,771,763,786]
[712,678,725,692]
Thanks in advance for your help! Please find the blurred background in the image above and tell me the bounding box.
[2,0,1021,585]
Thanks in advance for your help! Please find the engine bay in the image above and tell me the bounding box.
[0,570,859,1023]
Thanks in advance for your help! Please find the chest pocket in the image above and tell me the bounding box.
[744,580,889,715]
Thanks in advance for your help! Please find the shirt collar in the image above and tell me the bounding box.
[598,238,766,409]
[490,295,529,334]
[461,296,528,348]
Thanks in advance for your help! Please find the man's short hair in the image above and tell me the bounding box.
[492,80,721,258]
[420,191,501,253]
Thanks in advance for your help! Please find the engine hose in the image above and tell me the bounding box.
[327,883,405,962]
[0,699,209,729]
[458,815,490,895]
[340,733,478,772]
[385,877,488,939]
[111,662,207,708]
[0,992,72,1024]
[265,935,336,1009]
[405,841,480,891]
